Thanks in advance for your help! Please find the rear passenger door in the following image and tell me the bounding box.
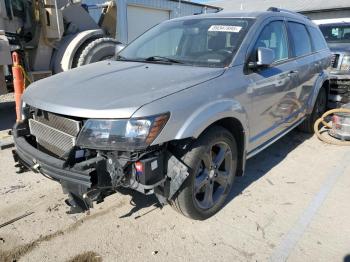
[246,19,300,149]
[308,26,331,71]
[286,21,319,117]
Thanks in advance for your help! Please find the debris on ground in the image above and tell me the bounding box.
[2,184,26,195]
[0,212,34,229]
[67,251,102,262]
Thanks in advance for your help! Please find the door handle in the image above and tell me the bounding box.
[287,70,298,77]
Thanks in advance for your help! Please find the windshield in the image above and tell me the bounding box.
[117,18,254,68]
[319,24,350,43]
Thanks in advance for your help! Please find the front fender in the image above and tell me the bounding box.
[306,70,329,114]
[175,99,249,140]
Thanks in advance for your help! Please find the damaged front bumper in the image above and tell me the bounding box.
[12,122,189,213]
[328,72,350,108]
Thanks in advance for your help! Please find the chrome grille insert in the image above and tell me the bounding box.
[331,54,340,68]
[29,119,76,157]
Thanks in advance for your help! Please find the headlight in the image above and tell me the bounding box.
[340,55,350,71]
[76,113,169,150]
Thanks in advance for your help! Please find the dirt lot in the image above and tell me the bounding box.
[0,99,350,262]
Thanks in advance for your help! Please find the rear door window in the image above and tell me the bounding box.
[308,26,328,51]
[288,22,312,56]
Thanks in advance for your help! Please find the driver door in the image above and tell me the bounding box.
[246,20,299,150]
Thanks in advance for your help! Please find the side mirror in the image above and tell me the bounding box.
[257,47,275,66]
[248,47,275,69]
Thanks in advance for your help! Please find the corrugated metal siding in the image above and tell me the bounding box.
[126,0,217,18]
[83,0,219,43]
[119,0,216,43]
[306,10,350,20]
[84,0,219,22]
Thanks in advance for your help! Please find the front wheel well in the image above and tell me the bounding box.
[207,118,245,176]
[169,117,246,176]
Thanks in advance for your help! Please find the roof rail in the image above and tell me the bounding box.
[267,7,309,19]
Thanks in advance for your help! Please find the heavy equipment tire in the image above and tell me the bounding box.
[299,87,327,133]
[170,126,238,220]
[76,37,120,67]
[71,36,103,68]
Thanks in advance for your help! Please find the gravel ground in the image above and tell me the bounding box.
[0,130,349,262]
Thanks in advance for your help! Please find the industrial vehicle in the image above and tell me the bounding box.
[319,22,350,108]
[0,0,119,94]
[13,8,331,220]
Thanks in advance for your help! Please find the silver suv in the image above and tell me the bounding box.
[13,8,331,220]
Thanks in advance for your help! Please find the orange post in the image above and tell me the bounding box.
[12,52,25,122]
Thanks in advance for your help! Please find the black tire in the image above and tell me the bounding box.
[299,87,327,133]
[76,37,120,67]
[71,36,103,68]
[170,126,238,220]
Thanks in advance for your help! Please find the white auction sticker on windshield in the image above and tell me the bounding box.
[208,25,242,32]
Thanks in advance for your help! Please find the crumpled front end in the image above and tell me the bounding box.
[328,73,350,108]
[12,106,189,213]
[328,53,350,108]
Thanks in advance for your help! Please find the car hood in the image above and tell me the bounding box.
[328,42,350,54]
[23,61,225,118]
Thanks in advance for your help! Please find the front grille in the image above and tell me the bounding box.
[28,111,81,157]
[33,112,80,136]
[331,54,340,68]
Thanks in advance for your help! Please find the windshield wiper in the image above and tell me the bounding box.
[116,55,126,60]
[144,56,183,64]
[116,55,140,62]
[117,55,184,64]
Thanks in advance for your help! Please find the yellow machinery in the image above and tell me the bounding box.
[0,0,119,94]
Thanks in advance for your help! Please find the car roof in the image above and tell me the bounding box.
[173,10,314,26]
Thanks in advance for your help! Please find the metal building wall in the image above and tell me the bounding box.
[117,0,218,43]
[302,9,350,20]
[83,0,218,43]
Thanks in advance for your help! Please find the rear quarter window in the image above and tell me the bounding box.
[288,22,312,57]
[309,26,328,51]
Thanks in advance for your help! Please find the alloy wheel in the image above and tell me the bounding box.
[193,142,233,210]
